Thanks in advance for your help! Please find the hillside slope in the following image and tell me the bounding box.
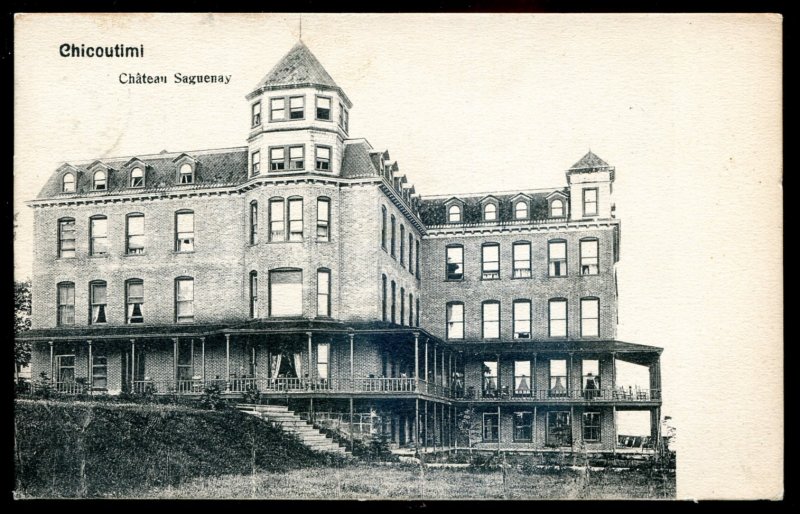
[14,400,337,498]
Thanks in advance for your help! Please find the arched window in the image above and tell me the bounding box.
[89,280,108,324]
[126,279,144,324]
[390,280,396,324]
[580,238,599,275]
[448,205,462,223]
[381,206,387,250]
[446,302,464,340]
[381,274,387,321]
[481,243,500,280]
[175,277,194,323]
[269,197,285,241]
[512,241,532,278]
[400,225,405,265]
[317,197,330,242]
[446,244,464,280]
[484,203,497,221]
[581,297,600,337]
[482,301,500,339]
[179,163,194,184]
[175,210,195,252]
[549,298,568,337]
[513,299,531,339]
[89,215,108,256]
[57,218,76,258]
[126,213,145,254]
[551,199,564,218]
[409,293,414,327]
[249,271,259,318]
[400,287,405,326]
[93,170,107,191]
[548,239,567,277]
[130,167,144,187]
[390,215,396,257]
[317,268,331,317]
[250,201,258,244]
[62,173,75,193]
[57,281,75,326]
[514,201,528,219]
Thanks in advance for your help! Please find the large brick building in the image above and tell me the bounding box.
[21,41,663,454]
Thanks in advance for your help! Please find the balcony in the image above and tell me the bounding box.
[458,386,660,403]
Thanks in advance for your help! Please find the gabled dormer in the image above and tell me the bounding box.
[87,161,111,192]
[173,154,197,185]
[566,151,615,220]
[510,193,531,220]
[123,157,147,188]
[480,195,500,222]
[57,163,80,194]
[444,197,465,223]
[546,190,569,219]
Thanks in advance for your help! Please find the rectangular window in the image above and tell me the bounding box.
[415,240,420,278]
[512,242,532,278]
[316,96,332,120]
[289,145,304,170]
[175,212,195,252]
[251,101,261,126]
[549,359,567,397]
[514,412,533,442]
[581,298,600,337]
[175,278,194,323]
[57,355,75,384]
[549,299,567,337]
[126,214,145,254]
[270,147,285,171]
[390,215,396,257]
[381,206,387,250]
[582,359,601,399]
[90,217,108,256]
[409,234,414,274]
[317,343,330,381]
[270,269,302,317]
[317,198,330,241]
[177,339,194,381]
[391,281,396,324]
[269,199,285,241]
[250,202,258,244]
[549,241,567,277]
[289,96,304,119]
[482,302,500,339]
[409,293,414,326]
[583,412,601,442]
[92,355,108,390]
[416,297,420,327]
[514,361,531,396]
[381,275,387,322]
[547,411,572,447]
[482,360,498,397]
[126,280,144,324]
[580,239,599,275]
[57,283,75,326]
[252,150,261,175]
[513,300,531,339]
[288,198,303,241]
[339,102,345,128]
[90,282,107,324]
[483,413,499,442]
[315,145,331,171]
[58,219,76,258]
[343,109,349,133]
[317,269,331,317]
[250,272,259,318]
[400,225,405,265]
[446,302,464,339]
[400,287,405,326]
[446,245,463,280]
[481,244,500,280]
[270,97,285,120]
[583,188,598,216]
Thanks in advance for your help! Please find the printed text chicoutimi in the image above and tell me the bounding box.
[60,43,144,58]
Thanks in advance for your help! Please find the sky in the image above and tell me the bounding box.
[14,13,782,499]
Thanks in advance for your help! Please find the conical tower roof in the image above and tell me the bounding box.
[569,151,612,171]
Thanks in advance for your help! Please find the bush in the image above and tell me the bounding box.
[241,384,261,405]
[196,384,229,411]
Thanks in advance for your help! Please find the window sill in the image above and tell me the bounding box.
[265,240,304,244]
[480,277,500,281]
[173,251,196,254]
[548,275,569,279]
[444,278,464,282]
[56,256,77,260]
[124,252,147,257]
[315,117,333,122]
[511,275,533,280]
[89,254,109,259]
[580,273,600,277]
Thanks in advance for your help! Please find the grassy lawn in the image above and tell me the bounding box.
[138,463,675,500]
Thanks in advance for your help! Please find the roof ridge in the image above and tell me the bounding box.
[63,146,249,166]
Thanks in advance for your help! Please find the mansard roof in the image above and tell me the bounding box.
[418,190,565,226]
[341,140,381,178]
[569,151,612,171]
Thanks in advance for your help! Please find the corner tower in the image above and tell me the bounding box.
[245,41,353,178]
[566,151,615,220]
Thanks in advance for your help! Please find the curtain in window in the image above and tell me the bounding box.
[293,352,304,379]
[270,353,282,378]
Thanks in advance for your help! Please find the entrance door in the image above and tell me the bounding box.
[547,411,572,447]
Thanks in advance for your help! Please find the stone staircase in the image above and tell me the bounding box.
[237,404,351,457]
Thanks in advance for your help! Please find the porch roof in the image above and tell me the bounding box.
[17,323,233,341]
[446,339,663,355]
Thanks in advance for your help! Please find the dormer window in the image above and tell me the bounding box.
[448,205,462,223]
[179,163,194,184]
[130,167,144,187]
[514,201,528,219]
[484,202,497,221]
[93,170,107,191]
[251,101,262,126]
[62,173,75,193]
[583,188,598,217]
[316,96,332,120]
[551,199,564,217]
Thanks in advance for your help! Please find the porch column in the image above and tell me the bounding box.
[448,352,453,392]
[49,341,54,384]
[413,332,419,391]
[87,340,93,395]
[650,358,662,399]
[497,405,501,452]
[432,345,436,388]
[306,332,313,383]
[130,339,136,392]
[532,353,537,398]
[225,334,231,391]
[432,402,437,451]
[570,405,575,450]
[533,406,538,448]
[441,349,445,387]
[424,400,428,451]
[200,337,206,386]
[612,405,618,456]
[172,338,179,387]
[611,352,617,390]
[424,339,429,388]
[568,352,573,397]
[349,332,355,382]
[414,399,419,446]
[349,397,354,448]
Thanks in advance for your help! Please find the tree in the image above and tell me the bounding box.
[14,280,32,378]
[456,406,482,454]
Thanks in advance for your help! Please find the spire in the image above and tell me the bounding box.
[254,41,340,91]
[569,151,612,171]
